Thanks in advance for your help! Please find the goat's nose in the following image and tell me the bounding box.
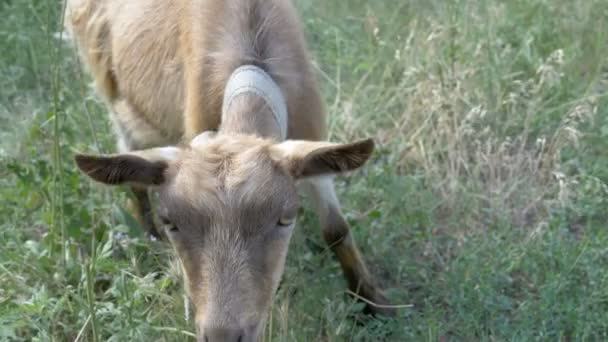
[200,327,244,342]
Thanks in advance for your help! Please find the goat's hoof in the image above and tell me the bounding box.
[141,220,163,241]
[363,289,396,317]
[126,199,163,240]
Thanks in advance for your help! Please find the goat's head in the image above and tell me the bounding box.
[75,133,374,341]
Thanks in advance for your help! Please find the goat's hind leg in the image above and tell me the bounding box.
[301,177,395,316]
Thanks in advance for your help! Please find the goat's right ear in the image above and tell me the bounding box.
[74,147,180,187]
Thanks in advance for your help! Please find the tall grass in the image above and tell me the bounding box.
[1,0,607,340]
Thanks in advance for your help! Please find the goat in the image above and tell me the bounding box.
[66,0,393,340]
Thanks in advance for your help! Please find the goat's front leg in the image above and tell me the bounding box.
[126,188,162,240]
[110,103,165,240]
[301,177,395,316]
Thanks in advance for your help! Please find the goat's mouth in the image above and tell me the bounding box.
[196,323,262,342]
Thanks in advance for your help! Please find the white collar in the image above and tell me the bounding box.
[222,65,288,140]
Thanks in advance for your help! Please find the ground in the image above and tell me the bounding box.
[1,0,608,341]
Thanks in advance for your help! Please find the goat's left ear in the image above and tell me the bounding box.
[271,138,375,178]
[74,147,181,187]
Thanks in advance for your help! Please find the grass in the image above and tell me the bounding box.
[1,0,608,340]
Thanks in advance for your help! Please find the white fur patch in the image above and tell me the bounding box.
[275,140,301,156]
[131,146,181,162]
[190,131,217,148]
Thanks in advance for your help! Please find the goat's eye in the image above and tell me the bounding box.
[277,217,295,227]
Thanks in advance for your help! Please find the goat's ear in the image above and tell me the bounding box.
[271,138,375,178]
[74,147,180,187]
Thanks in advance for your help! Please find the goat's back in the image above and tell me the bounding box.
[66,0,326,146]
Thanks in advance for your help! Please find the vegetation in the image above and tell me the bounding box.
[1,0,607,340]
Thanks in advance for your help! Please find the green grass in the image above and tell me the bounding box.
[2,0,608,340]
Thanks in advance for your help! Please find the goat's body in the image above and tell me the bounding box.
[66,0,326,150]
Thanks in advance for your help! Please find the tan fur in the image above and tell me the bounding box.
[65,0,325,148]
[67,0,392,340]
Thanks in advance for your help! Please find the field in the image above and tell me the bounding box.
[1,0,608,340]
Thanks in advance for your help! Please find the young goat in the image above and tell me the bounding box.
[66,0,393,339]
